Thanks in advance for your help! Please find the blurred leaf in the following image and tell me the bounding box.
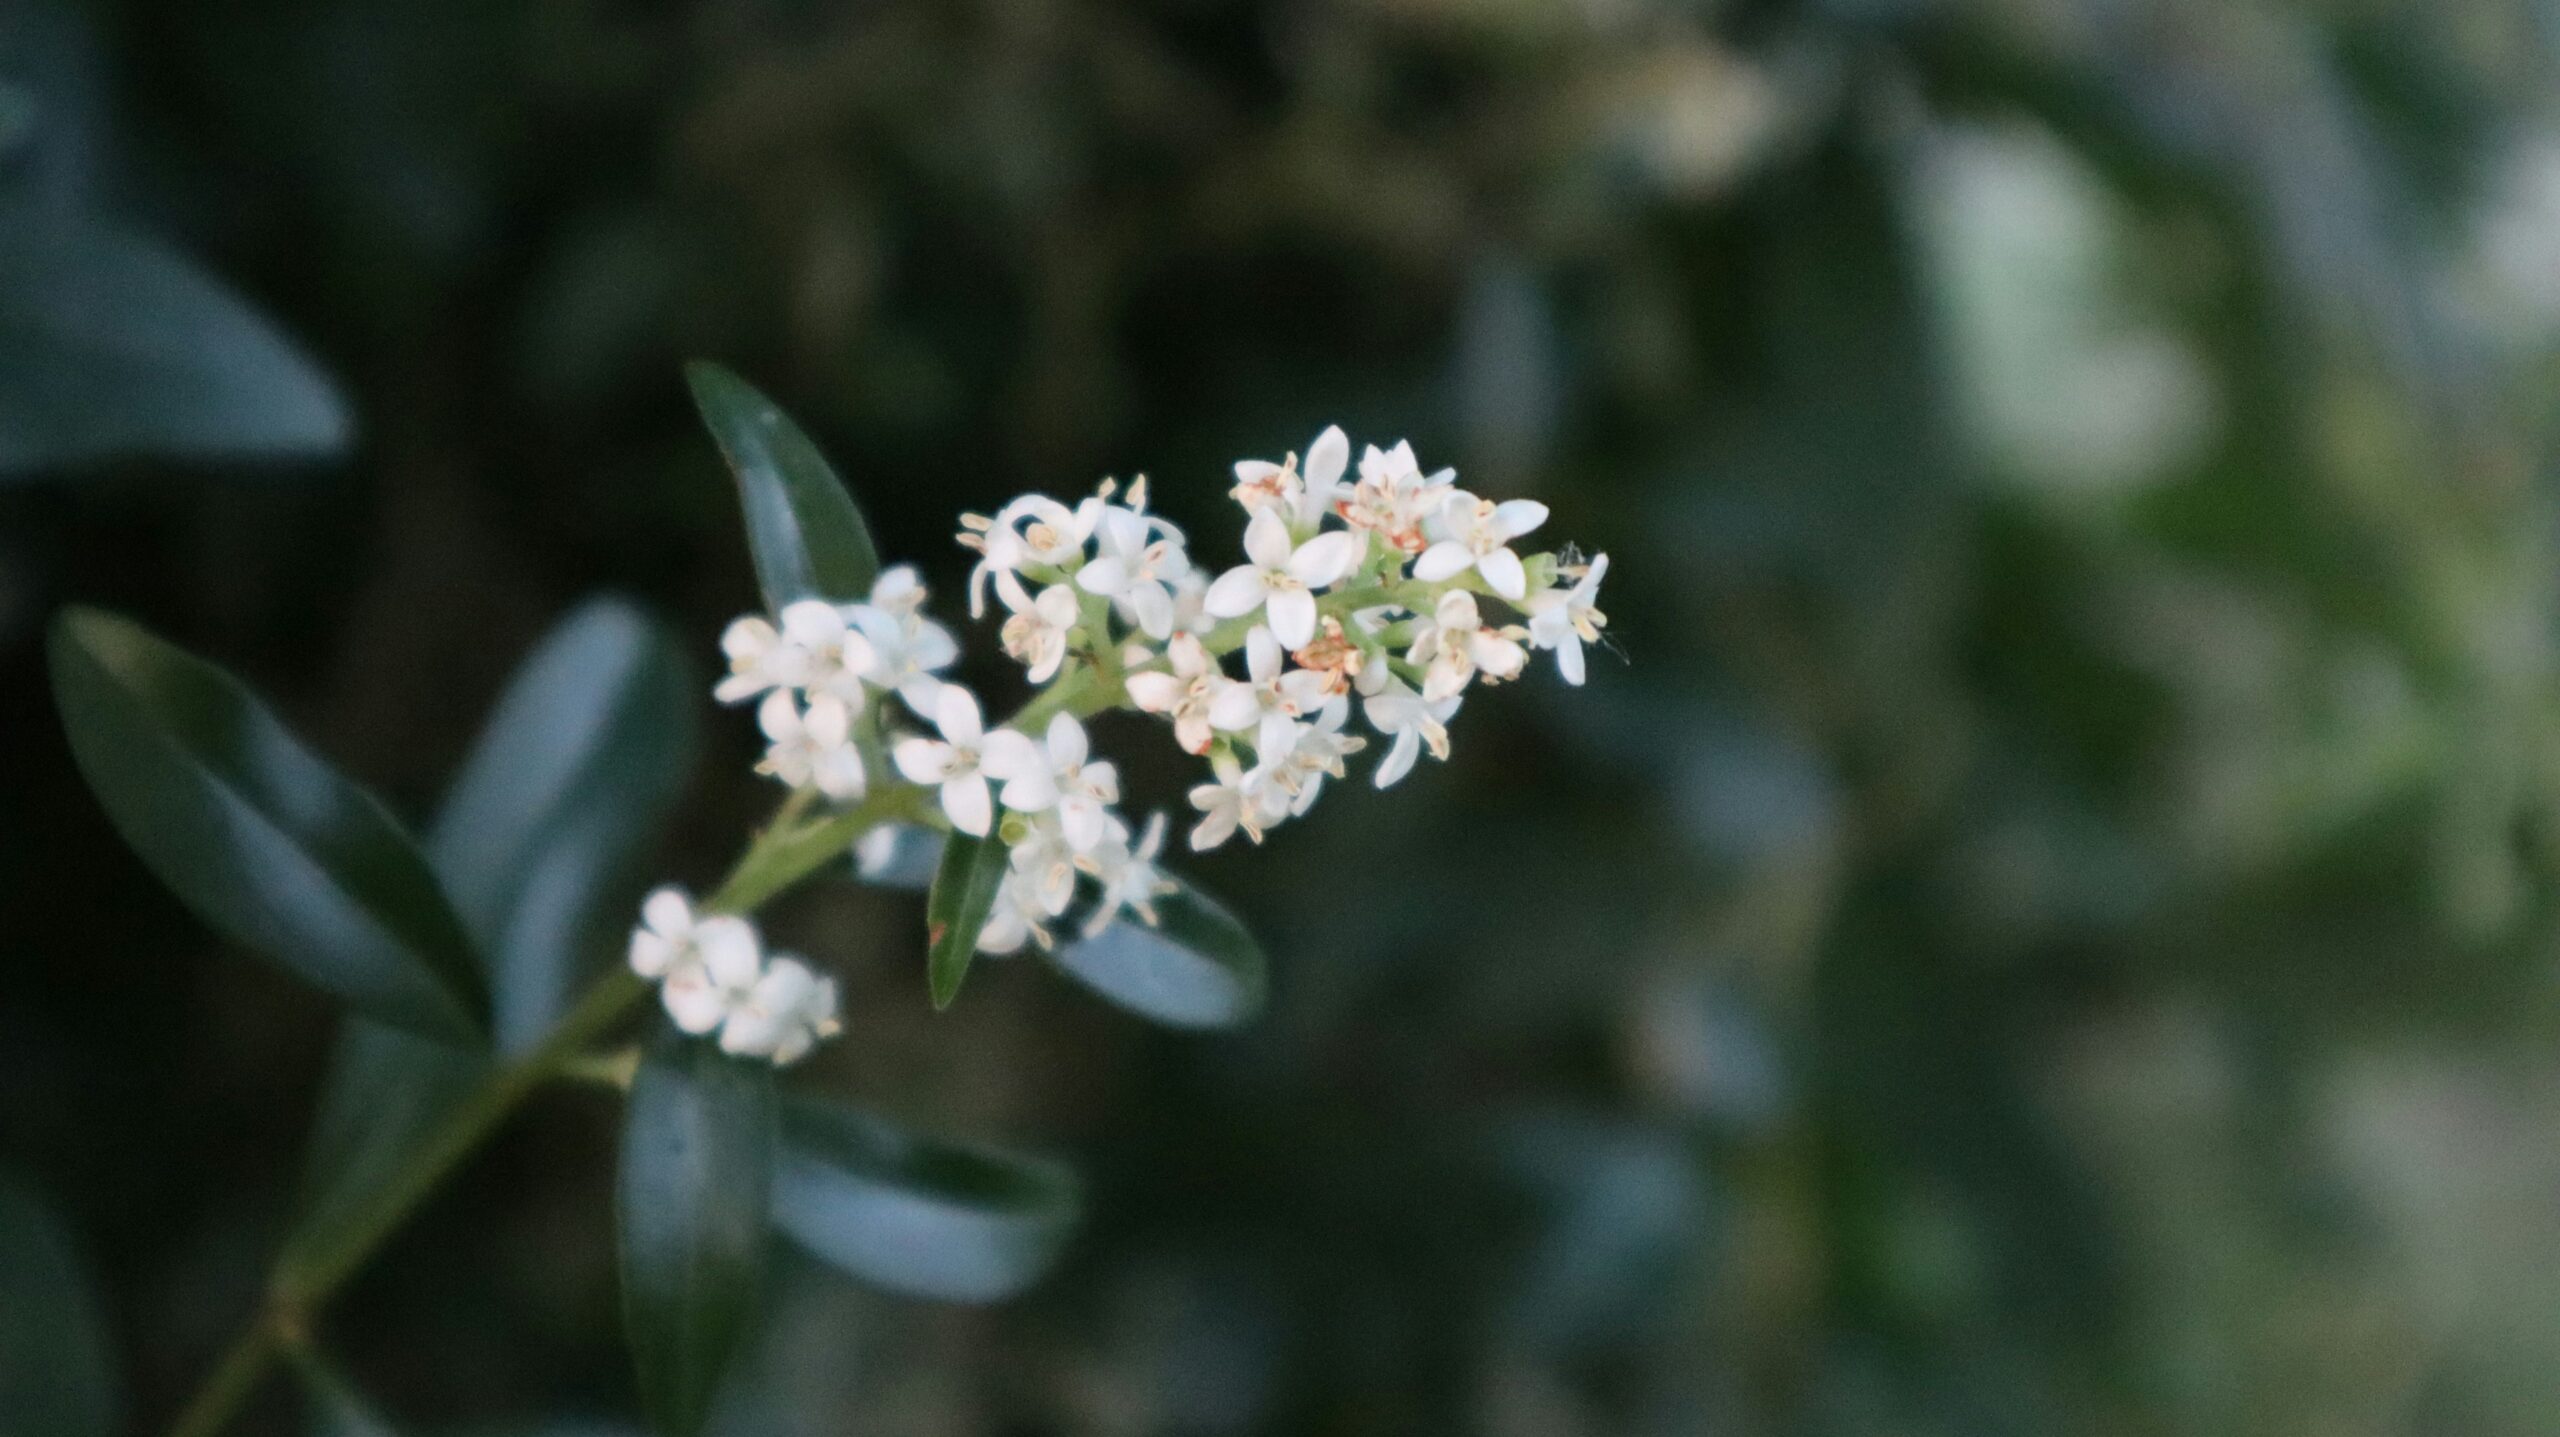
[0,83,34,166]
[924,832,1006,1010]
[684,361,879,609]
[848,822,943,891]
[282,1019,484,1287]
[0,1171,117,1437]
[0,203,349,474]
[1049,877,1267,1029]
[617,1037,775,1437]
[429,598,696,1051]
[47,607,486,1043]
[770,1097,1079,1303]
[294,1349,400,1437]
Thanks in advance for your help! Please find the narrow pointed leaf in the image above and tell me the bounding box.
[617,1038,775,1437]
[924,832,1007,1010]
[1049,877,1266,1029]
[48,607,485,1042]
[0,202,350,475]
[0,1172,118,1437]
[684,362,879,608]
[430,598,696,1050]
[771,1098,1079,1303]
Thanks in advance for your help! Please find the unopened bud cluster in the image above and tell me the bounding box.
[628,426,1608,1060]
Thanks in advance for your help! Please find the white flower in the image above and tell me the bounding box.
[1077,502,1192,639]
[993,569,1081,683]
[1192,753,1280,850]
[975,869,1057,955]
[1407,590,1530,702]
[716,954,841,1066]
[778,600,878,704]
[1413,493,1549,600]
[892,686,1042,836]
[1525,553,1609,685]
[755,691,867,801]
[1230,424,1350,532]
[1275,698,1366,816]
[713,615,808,704]
[1215,625,1334,761]
[1126,632,1241,756]
[1006,811,1082,917]
[992,713,1121,851]
[629,889,767,1037]
[959,495,1098,617]
[846,567,958,717]
[1079,812,1174,936]
[1359,657,1460,788]
[627,888,759,984]
[1203,509,1361,648]
[1341,441,1458,557]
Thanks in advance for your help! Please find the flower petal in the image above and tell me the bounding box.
[936,684,984,744]
[1242,508,1292,569]
[1477,546,1527,600]
[1202,565,1268,618]
[943,772,994,836]
[893,737,953,785]
[1287,530,1359,588]
[1305,425,1348,489]
[1046,712,1088,768]
[1267,588,1318,649]
[1412,541,1473,583]
[1490,499,1549,541]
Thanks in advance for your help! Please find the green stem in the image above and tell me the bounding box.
[163,780,916,1437]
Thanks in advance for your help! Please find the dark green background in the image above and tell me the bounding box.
[9,0,2560,1432]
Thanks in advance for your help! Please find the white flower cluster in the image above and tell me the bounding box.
[629,422,1606,1059]
[962,426,1608,854]
[626,889,841,1064]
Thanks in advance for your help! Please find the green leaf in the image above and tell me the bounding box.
[770,1098,1079,1303]
[617,1037,775,1437]
[683,361,879,609]
[48,607,486,1043]
[1049,877,1267,1029]
[924,832,1007,1010]
[281,1019,485,1287]
[0,202,350,474]
[0,1171,118,1437]
[293,1350,401,1437]
[430,598,696,1051]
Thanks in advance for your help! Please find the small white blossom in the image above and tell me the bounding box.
[713,615,807,704]
[993,569,1080,683]
[847,567,957,717]
[1525,553,1609,686]
[1359,656,1460,788]
[976,869,1057,955]
[755,691,867,801]
[1340,441,1458,557]
[892,686,1041,837]
[1408,590,1530,702]
[1215,626,1334,761]
[1077,499,1192,639]
[1126,632,1242,756]
[777,600,877,704]
[1079,812,1174,936]
[716,954,841,1065]
[1413,493,1549,600]
[1274,698,1366,816]
[993,713,1122,851]
[1203,509,1361,649]
[1186,750,1291,851]
[1230,425,1350,532]
[959,495,1099,617]
[640,896,767,1038]
[1007,810,1082,917]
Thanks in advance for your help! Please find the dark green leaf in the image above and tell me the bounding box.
[617,1037,775,1437]
[430,598,696,1051]
[684,361,879,608]
[281,1019,485,1286]
[0,1171,118,1437]
[1049,877,1267,1029]
[771,1098,1079,1303]
[0,202,349,474]
[924,832,1007,1010]
[294,1350,401,1437]
[48,607,486,1042]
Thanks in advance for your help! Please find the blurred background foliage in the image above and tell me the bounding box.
[8,0,2560,1432]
